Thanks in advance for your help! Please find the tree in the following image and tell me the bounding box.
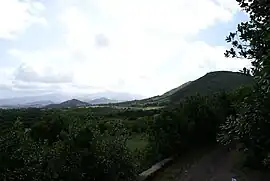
[0,119,137,181]
[239,67,252,76]
[225,0,270,81]
[148,93,233,161]
[220,0,270,168]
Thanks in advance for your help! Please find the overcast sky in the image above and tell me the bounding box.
[0,0,251,98]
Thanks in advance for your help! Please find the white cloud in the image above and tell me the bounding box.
[14,64,73,84]
[95,0,234,36]
[0,0,47,39]
[1,0,251,97]
[216,0,240,13]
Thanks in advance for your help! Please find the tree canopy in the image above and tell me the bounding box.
[219,0,270,168]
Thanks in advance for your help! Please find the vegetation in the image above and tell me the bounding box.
[147,91,237,162]
[218,0,270,169]
[0,107,153,181]
[114,71,253,108]
[169,71,253,103]
[0,0,269,180]
[44,99,90,109]
[0,73,253,180]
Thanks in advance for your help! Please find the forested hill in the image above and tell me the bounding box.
[0,0,269,180]
[169,71,253,103]
[44,99,90,109]
[114,71,254,107]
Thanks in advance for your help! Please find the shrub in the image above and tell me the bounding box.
[0,119,137,181]
[148,93,233,160]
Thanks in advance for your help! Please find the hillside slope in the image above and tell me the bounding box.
[170,71,253,102]
[162,81,192,98]
[114,71,254,107]
[45,99,90,109]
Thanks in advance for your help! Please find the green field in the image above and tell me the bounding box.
[127,134,149,152]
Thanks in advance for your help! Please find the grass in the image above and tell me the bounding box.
[127,134,149,152]
[141,106,164,110]
[126,134,151,174]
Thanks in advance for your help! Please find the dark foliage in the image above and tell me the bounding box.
[170,71,253,103]
[0,118,137,181]
[219,0,270,169]
[147,92,235,162]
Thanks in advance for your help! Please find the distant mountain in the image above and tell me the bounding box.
[45,99,90,109]
[0,94,69,106]
[115,71,254,107]
[88,97,121,105]
[0,71,253,109]
[24,100,55,107]
[80,91,143,102]
[0,91,142,107]
[0,100,55,109]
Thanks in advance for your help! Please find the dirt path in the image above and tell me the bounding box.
[150,147,249,181]
[179,148,241,181]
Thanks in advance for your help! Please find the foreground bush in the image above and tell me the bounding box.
[0,120,137,181]
[147,93,234,161]
[220,0,270,170]
[218,85,270,169]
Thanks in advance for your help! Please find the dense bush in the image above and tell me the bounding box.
[218,84,270,169]
[0,119,137,181]
[218,0,270,170]
[147,93,234,161]
[206,5,270,168]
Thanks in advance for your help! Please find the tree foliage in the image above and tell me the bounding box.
[219,0,270,169]
[1,0,269,175]
[0,118,137,181]
[148,93,234,161]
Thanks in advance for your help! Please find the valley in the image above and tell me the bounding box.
[0,70,261,181]
[0,0,269,180]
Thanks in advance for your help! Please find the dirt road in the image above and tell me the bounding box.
[150,147,249,181]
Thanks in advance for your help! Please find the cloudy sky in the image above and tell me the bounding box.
[0,0,251,99]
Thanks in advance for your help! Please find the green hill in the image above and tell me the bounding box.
[169,71,253,103]
[162,81,192,97]
[45,99,90,109]
[114,71,254,107]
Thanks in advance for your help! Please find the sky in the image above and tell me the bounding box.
[0,0,251,99]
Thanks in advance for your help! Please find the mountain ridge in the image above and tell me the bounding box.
[0,91,142,108]
[0,71,254,109]
[170,71,253,102]
[88,97,121,105]
[113,71,254,107]
[44,99,90,109]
